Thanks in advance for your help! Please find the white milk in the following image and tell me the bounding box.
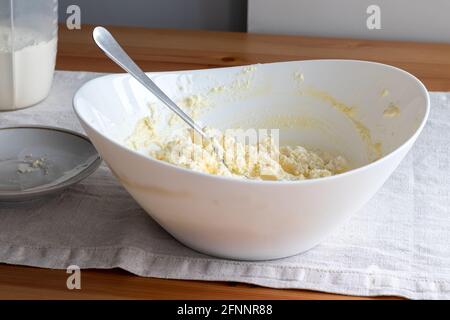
[0,27,57,110]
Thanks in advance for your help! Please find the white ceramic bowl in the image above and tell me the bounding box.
[73,60,429,260]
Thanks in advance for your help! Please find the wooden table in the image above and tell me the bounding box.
[3,25,450,300]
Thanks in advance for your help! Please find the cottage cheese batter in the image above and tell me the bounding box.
[126,116,348,181]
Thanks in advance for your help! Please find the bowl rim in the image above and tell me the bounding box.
[73,59,430,186]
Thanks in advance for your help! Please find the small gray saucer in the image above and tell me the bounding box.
[0,126,102,201]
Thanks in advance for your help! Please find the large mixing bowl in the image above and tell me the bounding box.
[73,60,429,260]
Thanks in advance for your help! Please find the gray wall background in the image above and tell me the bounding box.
[58,0,247,32]
[58,0,447,42]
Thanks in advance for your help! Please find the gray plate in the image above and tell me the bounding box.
[0,126,102,201]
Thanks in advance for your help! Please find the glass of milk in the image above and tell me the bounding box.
[0,0,58,110]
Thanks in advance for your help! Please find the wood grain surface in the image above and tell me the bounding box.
[57,25,450,91]
[0,264,385,300]
[4,24,446,300]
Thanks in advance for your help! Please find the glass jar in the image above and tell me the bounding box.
[0,0,58,110]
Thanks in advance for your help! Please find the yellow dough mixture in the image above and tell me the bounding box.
[125,116,348,181]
